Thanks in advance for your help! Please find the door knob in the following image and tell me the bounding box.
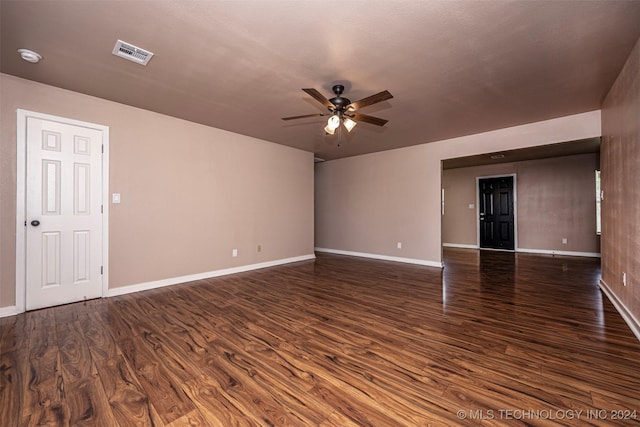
[30,220,40,227]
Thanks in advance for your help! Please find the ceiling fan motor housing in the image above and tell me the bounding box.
[329,85,350,110]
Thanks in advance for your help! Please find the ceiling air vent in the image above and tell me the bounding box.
[112,40,154,66]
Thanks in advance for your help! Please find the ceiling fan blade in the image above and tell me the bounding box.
[281,113,325,121]
[302,88,334,109]
[349,113,388,127]
[347,90,393,110]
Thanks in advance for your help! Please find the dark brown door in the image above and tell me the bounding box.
[479,176,514,250]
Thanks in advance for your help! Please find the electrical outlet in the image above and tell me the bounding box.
[232,249,238,257]
[397,242,402,249]
[562,238,568,245]
[623,272,627,286]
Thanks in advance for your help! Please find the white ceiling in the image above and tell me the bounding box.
[2,1,639,160]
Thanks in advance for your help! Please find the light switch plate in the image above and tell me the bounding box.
[112,193,121,204]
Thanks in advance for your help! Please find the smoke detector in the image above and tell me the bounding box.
[17,49,42,63]
[112,40,154,66]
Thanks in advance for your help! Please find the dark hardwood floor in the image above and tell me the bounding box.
[1,249,639,426]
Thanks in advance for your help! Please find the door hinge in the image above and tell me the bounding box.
[101,205,103,214]
[101,266,103,275]
[102,144,104,153]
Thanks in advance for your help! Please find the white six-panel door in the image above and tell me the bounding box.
[24,115,105,310]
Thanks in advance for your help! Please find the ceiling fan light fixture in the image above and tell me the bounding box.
[324,124,335,135]
[343,117,357,132]
[327,114,340,131]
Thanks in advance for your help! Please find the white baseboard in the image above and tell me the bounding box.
[0,305,21,318]
[315,247,443,268]
[442,243,479,249]
[599,279,640,342]
[516,248,601,258]
[442,245,600,258]
[107,254,316,297]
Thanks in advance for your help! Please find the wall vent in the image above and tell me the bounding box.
[112,40,154,66]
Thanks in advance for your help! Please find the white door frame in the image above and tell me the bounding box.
[16,109,110,313]
[475,173,518,250]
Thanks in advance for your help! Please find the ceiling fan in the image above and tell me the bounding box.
[282,85,393,135]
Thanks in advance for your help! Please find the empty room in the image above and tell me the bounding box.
[1,1,639,425]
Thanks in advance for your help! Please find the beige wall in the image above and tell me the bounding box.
[442,153,600,254]
[1,74,314,309]
[315,147,440,262]
[315,110,601,265]
[601,37,640,324]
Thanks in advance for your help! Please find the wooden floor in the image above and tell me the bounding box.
[1,249,639,426]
